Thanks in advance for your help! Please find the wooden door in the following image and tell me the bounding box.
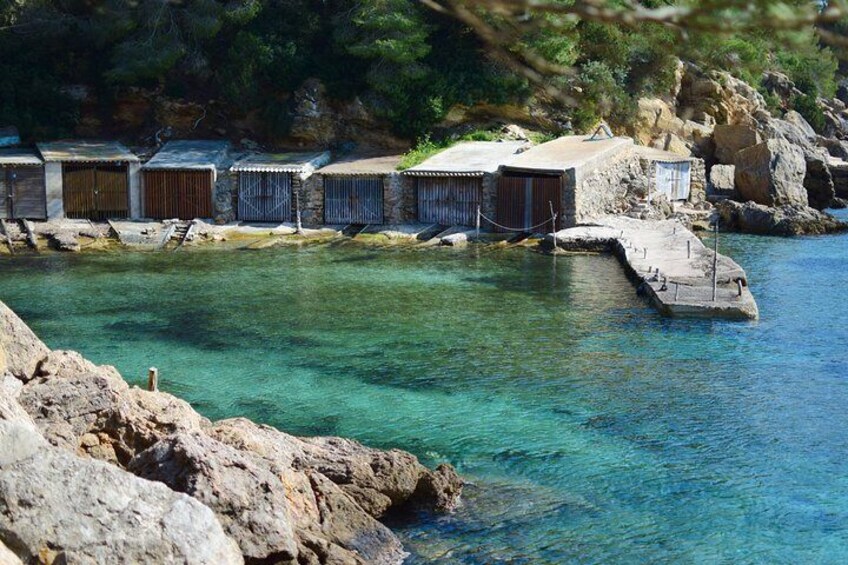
[416,177,480,226]
[238,172,291,222]
[496,174,562,232]
[143,170,213,220]
[63,164,128,220]
[654,162,691,202]
[324,177,383,224]
[4,166,46,219]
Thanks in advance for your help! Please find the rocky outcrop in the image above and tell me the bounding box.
[716,199,848,236]
[708,164,736,199]
[0,421,243,565]
[734,139,808,207]
[713,124,760,164]
[0,302,462,564]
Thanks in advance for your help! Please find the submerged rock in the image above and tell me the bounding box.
[715,199,848,236]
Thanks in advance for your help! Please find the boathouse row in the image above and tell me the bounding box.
[1,135,706,226]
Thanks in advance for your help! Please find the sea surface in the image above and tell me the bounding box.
[2,218,847,564]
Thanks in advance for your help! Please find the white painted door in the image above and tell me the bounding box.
[655,162,691,201]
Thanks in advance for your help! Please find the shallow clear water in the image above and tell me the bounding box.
[2,220,848,564]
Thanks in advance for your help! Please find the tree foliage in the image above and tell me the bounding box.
[0,0,846,140]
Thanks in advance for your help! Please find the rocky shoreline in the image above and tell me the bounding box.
[0,301,462,564]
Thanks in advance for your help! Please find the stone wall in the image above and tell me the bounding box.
[213,171,235,224]
[574,151,646,225]
[298,174,321,225]
[384,174,416,224]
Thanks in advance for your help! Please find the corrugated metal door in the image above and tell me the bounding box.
[496,174,562,232]
[417,177,480,226]
[654,162,691,201]
[63,164,129,220]
[324,177,383,224]
[238,171,291,222]
[143,170,213,220]
[3,166,46,219]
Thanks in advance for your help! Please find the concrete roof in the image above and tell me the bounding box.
[502,135,634,175]
[231,151,330,174]
[634,145,695,162]
[405,141,528,177]
[143,140,231,171]
[38,141,140,163]
[0,147,43,166]
[316,154,403,176]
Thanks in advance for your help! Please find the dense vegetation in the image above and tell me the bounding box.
[0,0,844,142]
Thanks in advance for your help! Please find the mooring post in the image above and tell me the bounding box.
[675,282,680,301]
[712,221,719,302]
[476,205,481,241]
[687,239,691,259]
[643,248,647,259]
[147,367,158,392]
[737,279,743,297]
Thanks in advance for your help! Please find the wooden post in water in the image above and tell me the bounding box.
[712,221,719,302]
[147,367,158,392]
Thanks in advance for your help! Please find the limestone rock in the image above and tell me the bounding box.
[818,136,848,160]
[734,139,808,207]
[501,124,529,141]
[0,302,49,382]
[762,71,801,101]
[713,124,760,164]
[289,78,337,146]
[803,154,836,210]
[0,539,23,565]
[716,199,847,236]
[708,164,736,198]
[0,421,242,565]
[783,110,817,140]
[50,231,80,252]
[650,133,692,156]
[440,232,468,246]
[128,432,299,562]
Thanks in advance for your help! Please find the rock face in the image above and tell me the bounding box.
[734,139,808,207]
[716,199,848,236]
[713,124,760,164]
[0,301,462,564]
[708,164,736,198]
[0,421,243,565]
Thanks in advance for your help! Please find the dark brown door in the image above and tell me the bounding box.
[143,170,213,220]
[63,164,129,220]
[496,174,562,232]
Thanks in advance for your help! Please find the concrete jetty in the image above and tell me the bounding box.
[546,216,759,320]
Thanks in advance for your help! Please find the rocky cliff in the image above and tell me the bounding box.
[0,301,461,564]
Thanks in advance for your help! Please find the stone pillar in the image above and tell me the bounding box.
[127,162,142,219]
[44,162,64,220]
[562,169,577,228]
[481,174,496,223]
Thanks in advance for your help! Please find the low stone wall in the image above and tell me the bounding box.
[213,172,235,224]
[574,151,646,225]
[385,174,416,224]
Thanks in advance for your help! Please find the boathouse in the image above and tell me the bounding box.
[635,147,705,204]
[37,141,141,220]
[405,141,527,227]
[231,152,329,223]
[499,135,634,230]
[0,148,46,220]
[142,141,231,220]
[310,154,405,225]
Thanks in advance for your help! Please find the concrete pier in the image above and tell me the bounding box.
[546,216,759,320]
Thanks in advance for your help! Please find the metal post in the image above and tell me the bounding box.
[476,205,481,241]
[737,279,743,297]
[643,248,647,259]
[712,221,719,302]
[147,367,158,392]
[674,283,679,301]
[687,239,691,259]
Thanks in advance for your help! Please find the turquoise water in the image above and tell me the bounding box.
[2,222,848,564]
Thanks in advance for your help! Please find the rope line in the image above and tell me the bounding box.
[478,212,555,233]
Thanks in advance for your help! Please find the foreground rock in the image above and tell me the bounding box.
[716,199,848,236]
[0,421,243,564]
[0,302,461,564]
